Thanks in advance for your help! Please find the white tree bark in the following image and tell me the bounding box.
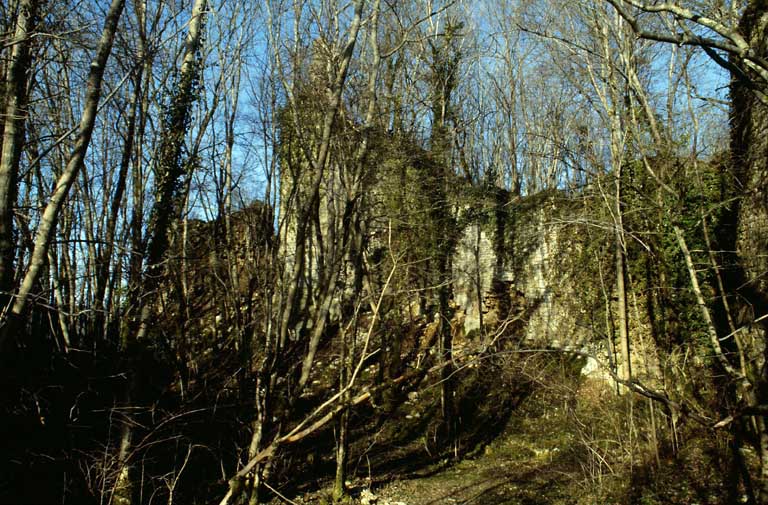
[0,0,38,311]
[0,0,126,345]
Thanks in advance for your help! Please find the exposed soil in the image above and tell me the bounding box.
[282,385,599,505]
[373,436,577,505]
[276,377,734,505]
[250,341,737,505]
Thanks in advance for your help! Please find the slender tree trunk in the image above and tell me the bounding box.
[124,47,152,348]
[78,163,99,337]
[94,71,141,339]
[246,370,270,505]
[47,247,70,352]
[615,165,631,385]
[132,0,207,342]
[114,2,207,503]
[428,28,459,450]
[332,328,350,503]
[0,0,38,314]
[0,0,125,347]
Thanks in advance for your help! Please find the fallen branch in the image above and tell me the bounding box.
[218,361,444,505]
[714,405,768,429]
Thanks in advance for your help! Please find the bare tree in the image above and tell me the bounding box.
[599,1,768,500]
[221,1,372,502]
[0,0,126,346]
[0,0,39,316]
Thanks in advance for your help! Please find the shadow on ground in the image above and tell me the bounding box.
[273,350,562,503]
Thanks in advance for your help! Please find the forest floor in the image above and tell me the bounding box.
[371,430,576,505]
[264,344,734,505]
[285,418,579,505]
[279,377,733,505]
[282,380,622,505]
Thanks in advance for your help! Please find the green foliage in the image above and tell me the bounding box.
[618,156,724,356]
[144,26,206,269]
[369,131,461,316]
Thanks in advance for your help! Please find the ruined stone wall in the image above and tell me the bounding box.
[453,192,592,346]
[155,202,272,343]
[452,190,658,382]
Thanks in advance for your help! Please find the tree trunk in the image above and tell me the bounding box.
[94,70,141,340]
[113,1,207,502]
[0,0,125,346]
[615,165,631,386]
[332,329,350,503]
[428,21,460,450]
[333,407,350,503]
[131,0,207,342]
[731,2,768,330]
[730,4,768,502]
[0,0,38,314]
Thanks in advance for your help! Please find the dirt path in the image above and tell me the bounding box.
[372,435,577,505]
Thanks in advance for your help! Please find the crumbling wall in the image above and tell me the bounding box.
[453,193,587,342]
[452,191,639,380]
[155,202,272,343]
